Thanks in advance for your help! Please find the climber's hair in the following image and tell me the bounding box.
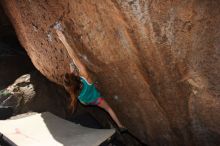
[63,73,82,114]
[63,73,81,93]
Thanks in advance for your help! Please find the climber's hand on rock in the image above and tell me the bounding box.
[56,30,66,43]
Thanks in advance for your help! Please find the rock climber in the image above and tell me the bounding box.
[56,30,127,133]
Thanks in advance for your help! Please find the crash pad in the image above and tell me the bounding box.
[0,112,115,146]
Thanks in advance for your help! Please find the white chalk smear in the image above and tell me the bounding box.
[47,32,53,42]
[82,55,88,61]
[33,25,38,32]
[53,21,63,31]
[114,95,119,100]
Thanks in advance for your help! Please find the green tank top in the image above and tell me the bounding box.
[78,76,101,104]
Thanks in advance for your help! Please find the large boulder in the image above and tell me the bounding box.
[0,41,68,118]
[0,42,34,89]
[0,71,68,118]
[1,0,220,145]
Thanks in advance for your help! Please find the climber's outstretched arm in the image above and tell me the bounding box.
[56,30,92,82]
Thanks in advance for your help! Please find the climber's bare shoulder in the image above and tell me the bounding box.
[78,66,93,84]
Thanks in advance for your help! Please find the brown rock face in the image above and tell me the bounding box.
[1,0,220,145]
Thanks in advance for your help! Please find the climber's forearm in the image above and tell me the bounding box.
[64,43,91,80]
[57,32,80,66]
[65,43,88,77]
[63,41,82,69]
[56,30,88,76]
